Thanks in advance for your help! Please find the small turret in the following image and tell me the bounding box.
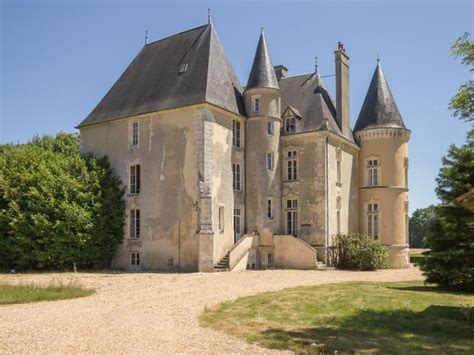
[244,30,282,244]
[355,61,411,268]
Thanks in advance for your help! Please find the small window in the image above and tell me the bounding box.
[253,96,260,112]
[130,252,140,266]
[268,253,273,266]
[404,157,409,187]
[286,199,298,209]
[232,120,241,148]
[336,196,342,210]
[267,120,274,135]
[168,258,174,267]
[232,163,241,191]
[267,199,273,219]
[218,206,225,232]
[285,117,296,133]
[129,209,140,239]
[179,63,188,74]
[131,121,139,147]
[267,152,274,171]
[129,164,141,194]
[337,210,341,235]
[367,159,379,187]
[336,149,342,184]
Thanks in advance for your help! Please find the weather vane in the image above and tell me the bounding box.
[315,56,319,73]
[145,30,148,45]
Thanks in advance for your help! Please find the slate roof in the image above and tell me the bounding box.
[354,62,406,132]
[246,31,279,91]
[279,73,344,137]
[78,23,245,127]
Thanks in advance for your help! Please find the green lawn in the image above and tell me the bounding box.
[0,280,94,305]
[200,282,474,353]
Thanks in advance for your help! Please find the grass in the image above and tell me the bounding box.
[0,277,94,305]
[200,282,474,353]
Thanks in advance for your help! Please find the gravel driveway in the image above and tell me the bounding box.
[0,268,423,353]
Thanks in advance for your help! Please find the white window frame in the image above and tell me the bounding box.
[233,208,241,242]
[336,196,342,235]
[131,121,139,148]
[285,117,296,133]
[232,163,241,191]
[232,120,241,148]
[336,148,342,185]
[130,252,140,266]
[267,120,274,135]
[129,164,141,195]
[367,158,379,187]
[129,209,140,239]
[286,150,298,181]
[286,198,298,236]
[404,157,409,187]
[367,203,379,238]
[267,152,274,171]
[252,96,261,113]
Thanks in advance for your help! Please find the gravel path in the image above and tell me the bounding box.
[0,268,423,353]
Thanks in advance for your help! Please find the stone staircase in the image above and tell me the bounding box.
[213,252,230,272]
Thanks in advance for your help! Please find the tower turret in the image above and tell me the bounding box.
[244,30,282,242]
[354,61,411,268]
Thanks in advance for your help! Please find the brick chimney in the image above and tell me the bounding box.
[273,65,288,80]
[335,42,350,138]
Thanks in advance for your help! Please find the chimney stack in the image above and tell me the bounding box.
[335,42,350,138]
[273,65,288,81]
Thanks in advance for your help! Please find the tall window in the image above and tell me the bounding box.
[336,196,342,235]
[286,199,298,236]
[232,120,241,148]
[267,120,274,135]
[367,203,379,238]
[131,121,139,148]
[232,163,241,191]
[405,201,409,244]
[285,117,295,133]
[267,152,274,171]
[130,252,140,266]
[253,96,260,113]
[234,209,241,242]
[130,209,140,239]
[367,159,379,187]
[267,199,273,219]
[129,164,141,194]
[404,157,409,187]
[336,149,342,184]
[287,151,297,181]
[219,206,225,232]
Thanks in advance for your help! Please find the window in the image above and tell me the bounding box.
[253,96,260,112]
[232,163,241,191]
[286,199,298,236]
[286,151,297,181]
[367,159,379,187]
[285,117,296,133]
[336,148,342,184]
[268,253,273,266]
[267,199,273,219]
[129,209,140,239]
[267,120,274,135]
[179,63,188,74]
[130,252,140,266]
[267,152,274,171]
[336,197,342,235]
[131,121,139,147]
[219,206,225,232]
[129,164,141,194]
[405,201,409,244]
[404,157,409,187]
[232,120,241,148]
[286,199,298,209]
[234,209,241,242]
[367,203,379,238]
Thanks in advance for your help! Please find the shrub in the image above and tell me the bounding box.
[330,234,389,271]
[0,132,125,271]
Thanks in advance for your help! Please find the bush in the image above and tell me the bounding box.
[330,234,389,271]
[0,132,125,271]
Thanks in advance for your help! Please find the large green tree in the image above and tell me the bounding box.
[409,205,436,248]
[0,132,125,270]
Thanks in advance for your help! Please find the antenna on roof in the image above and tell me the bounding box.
[315,57,319,73]
[145,30,148,45]
[208,8,211,24]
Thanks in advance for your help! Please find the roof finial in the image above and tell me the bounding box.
[260,26,264,34]
[208,8,211,24]
[315,56,319,73]
[376,53,380,64]
[145,30,148,45]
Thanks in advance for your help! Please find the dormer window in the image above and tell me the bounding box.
[179,63,188,74]
[252,96,261,113]
[285,117,296,133]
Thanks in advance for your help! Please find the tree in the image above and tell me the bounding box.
[409,205,436,248]
[449,33,474,123]
[0,132,125,270]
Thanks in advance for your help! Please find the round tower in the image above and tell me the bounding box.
[354,62,411,268]
[244,30,282,241]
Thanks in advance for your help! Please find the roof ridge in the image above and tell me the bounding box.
[145,24,208,47]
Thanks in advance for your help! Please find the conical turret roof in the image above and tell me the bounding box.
[354,62,406,132]
[246,31,279,91]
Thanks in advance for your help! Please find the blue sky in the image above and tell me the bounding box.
[1,0,472,213]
